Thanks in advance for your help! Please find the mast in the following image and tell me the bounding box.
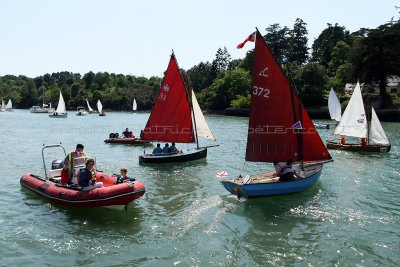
[366,95,371,145]
[285,59,303,161]
[42,86,45,107]
[173,50,200,149]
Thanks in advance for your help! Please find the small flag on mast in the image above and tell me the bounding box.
[237,32,256,49]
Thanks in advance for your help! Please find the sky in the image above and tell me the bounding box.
[0,0,398,78]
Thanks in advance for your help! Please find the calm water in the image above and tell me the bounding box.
[0,110,399,266]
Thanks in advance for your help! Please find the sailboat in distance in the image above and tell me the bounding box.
[0,99,5,112]
[86,99,96,114]
[5,99,13,111]
[314,87,342,129]
[132,98,137,112]
[139,52,217,163]
[326,82,390,152]
[97,100,106,116]
[221,29,332,198]
[49,91,67,118]
[328,88,342,122]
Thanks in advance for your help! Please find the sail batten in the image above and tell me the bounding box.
[245,30,330,163]
[328,88,341,121]
[333,82,367,138]
[142,54,195,143]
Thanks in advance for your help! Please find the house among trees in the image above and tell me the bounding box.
[345,76,400,95]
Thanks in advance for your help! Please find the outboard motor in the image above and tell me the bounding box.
[51,159,64,170]
[109,132,120,138]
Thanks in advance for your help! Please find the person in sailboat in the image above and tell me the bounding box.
[162,143,171,154]
[339,135,346,145]
[152,143,163,155]
[169,142,179,154]
[63,144,85,184]
[273,161,286,177]
[359,138,367,147]
[279,159,297,182]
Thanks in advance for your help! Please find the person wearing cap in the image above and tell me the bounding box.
[78,158,103,190]
[63,144,85,184]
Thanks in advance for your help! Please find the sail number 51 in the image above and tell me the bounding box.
[253,86,270,98]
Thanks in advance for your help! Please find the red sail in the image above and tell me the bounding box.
[245,30,331,162]
[142,53,195,143]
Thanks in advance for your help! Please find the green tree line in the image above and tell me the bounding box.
[1,12,399,111]
[0,72,160,110]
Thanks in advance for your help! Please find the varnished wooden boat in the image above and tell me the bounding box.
[326,140,391,152]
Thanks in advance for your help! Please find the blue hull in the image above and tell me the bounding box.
[221,169,322,197]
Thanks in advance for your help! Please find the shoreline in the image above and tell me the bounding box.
[221,107,400,122]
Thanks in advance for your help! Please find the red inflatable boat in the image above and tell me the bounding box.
[20,144,145,208]
[104,137,148,145]
[20,171,145,208]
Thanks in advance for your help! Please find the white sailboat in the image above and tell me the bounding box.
[86,99,96,114]
[132,98,137,112]
[327,82,390,152]
[328,88,342,122]
[5,99,12,111]
[97,100,106,116]
[49,92,68,118]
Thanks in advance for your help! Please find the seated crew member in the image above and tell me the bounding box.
[152,143,163,155]
[162,143,170,154]
[116,168,136,184]
[122,128,133,138]
[273,161,286,177]
[169,142,179,154]
[279,159,296,182]
[78,158,103,190]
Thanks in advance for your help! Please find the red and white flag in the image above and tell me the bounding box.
[237,32,256,49]
[216,170,229,178]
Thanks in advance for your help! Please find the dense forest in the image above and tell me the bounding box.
[1,14,399,111]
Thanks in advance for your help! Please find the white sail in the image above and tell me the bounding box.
[56,92,66,113]
[1,99,5,110]
[97,100,103,114]
[328,88,341,122]
[333,82,367,138]
[5,99,12,110]
[191,92,216,140]
[133,99,137,111]
[86,99,93,112]
[369,107,390,145]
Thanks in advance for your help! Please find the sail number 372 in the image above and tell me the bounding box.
[253,86,270,98]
